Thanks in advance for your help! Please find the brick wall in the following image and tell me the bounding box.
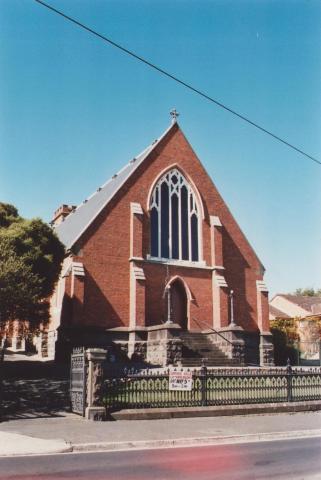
[63,124,266,333]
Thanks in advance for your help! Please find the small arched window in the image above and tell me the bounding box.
[150,169,200,262]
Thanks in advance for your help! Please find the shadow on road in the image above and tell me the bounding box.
[1,359,70,421]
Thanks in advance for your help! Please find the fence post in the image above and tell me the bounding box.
[85,348,107,421]
[200,360,207,407]
[286,358,293,402]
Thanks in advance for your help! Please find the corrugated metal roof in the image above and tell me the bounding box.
[55,122,174,250]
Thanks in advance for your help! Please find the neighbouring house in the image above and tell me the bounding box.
[41,113,273,366]
[269,306,291,321]
[270,294,321,320]
[270,294,321,363]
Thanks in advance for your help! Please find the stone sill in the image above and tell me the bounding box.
[145,256,211,270]
[106,323,182,333]
[129,256,225,272]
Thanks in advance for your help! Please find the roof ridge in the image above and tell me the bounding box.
[55,121,176,249]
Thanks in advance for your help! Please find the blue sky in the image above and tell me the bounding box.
[1,0,320,296]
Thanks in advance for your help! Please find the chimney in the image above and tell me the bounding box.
[51,204,76,226]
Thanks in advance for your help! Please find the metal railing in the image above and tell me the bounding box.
[192,317,235,346]
[103,365,321,411]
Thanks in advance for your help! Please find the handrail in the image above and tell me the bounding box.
[192,317,235,347]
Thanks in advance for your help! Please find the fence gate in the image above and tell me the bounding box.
[70,347,86,416]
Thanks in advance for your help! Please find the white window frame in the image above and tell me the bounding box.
[149,168,202,263]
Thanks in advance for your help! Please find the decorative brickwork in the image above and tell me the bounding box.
[49,120,273,365]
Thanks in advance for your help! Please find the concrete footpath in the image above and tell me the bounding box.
[1,409,321,457]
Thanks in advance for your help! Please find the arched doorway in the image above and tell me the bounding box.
[170,280,188,329]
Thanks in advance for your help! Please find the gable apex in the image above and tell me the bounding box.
[54,121,178,250]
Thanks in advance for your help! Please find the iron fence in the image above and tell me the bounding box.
[103,365,321,411]
[70,347,86,415]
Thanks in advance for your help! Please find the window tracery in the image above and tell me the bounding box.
[150,169,200,262]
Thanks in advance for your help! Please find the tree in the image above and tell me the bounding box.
[293,288,321,297]
[0,203,65,330]
[0,203,19,228]
[0,242,43,323]
[270,318,300,366]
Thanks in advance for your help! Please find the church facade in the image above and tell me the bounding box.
[49,115,274,366]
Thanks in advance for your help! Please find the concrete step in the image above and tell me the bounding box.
[181,353,233,361]
[179,330,239,367]
[181,358,238,367]
[180,334,205,340]
[182,352,229,360]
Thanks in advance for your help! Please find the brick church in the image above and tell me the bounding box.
[48,112,274,366]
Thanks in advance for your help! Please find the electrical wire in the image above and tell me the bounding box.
[34,0,321,166]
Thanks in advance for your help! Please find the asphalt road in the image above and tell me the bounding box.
[0,437,320,480]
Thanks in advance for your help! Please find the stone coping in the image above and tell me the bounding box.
[110,400,321,421]
[106,325,264,334]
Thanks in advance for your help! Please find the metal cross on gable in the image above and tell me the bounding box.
[170,109,180,123]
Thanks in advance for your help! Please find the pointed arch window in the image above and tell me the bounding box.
[150,169,200,262]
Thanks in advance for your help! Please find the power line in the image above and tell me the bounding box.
[34,0,321,166]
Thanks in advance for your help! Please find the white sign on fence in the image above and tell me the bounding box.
[169,370,193,391]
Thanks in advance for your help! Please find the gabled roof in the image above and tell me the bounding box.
[269,305,290,319]
[279,295,321,314]
[55,122,175,250]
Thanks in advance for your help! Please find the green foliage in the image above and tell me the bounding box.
[270,318,299,342]
[0,241,44,323]
[0,202,19,228]
[0,203,65,327]
[271,316,321,365]
[270,318,300,365]
[0,217,65,297]
[293,287,321,297]
[270,327,299,366]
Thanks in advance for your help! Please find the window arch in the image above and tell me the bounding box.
[150,168,200,262]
